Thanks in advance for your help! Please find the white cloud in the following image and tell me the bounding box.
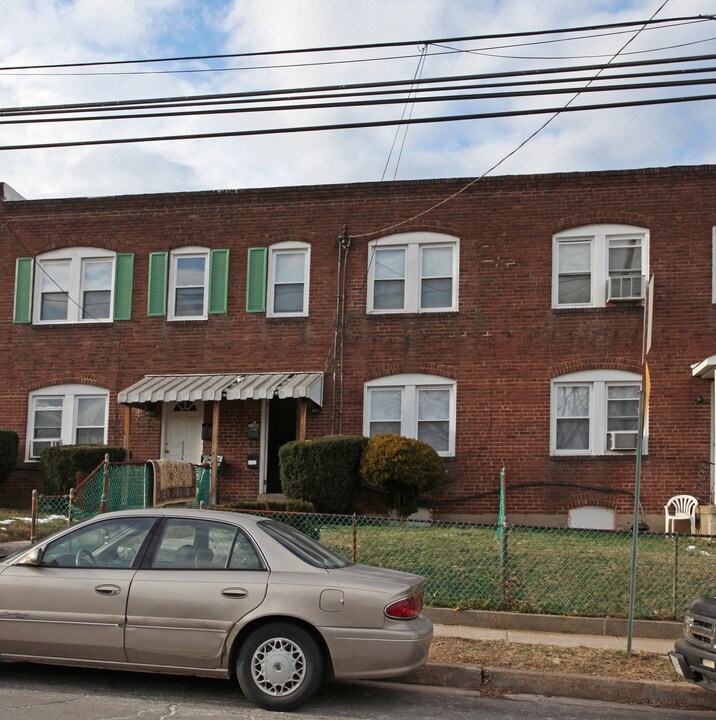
[0,0,715,198]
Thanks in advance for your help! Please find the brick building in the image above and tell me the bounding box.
[1,165,715,530]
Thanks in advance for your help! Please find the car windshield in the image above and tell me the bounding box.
[258,520,351,569]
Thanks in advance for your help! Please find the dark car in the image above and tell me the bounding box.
[669,596,716,692]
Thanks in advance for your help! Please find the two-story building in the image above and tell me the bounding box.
[2,165,715,530]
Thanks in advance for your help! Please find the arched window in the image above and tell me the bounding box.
[364,373,456,456]
[268,241,310,317]
[27,384,109,460]
[551,370,643,455]
[33,247,118,323]
[367,232,459,313]
[552,224,648,308]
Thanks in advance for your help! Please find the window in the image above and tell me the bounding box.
[268,242,310,317]
[364,374,456,456]
[367,232,458,313]
[18,248,133,325]
[245,243,311,316]
[147,248,229,319]
[27,384,109,460]
[169,247,208,320]
[148,517,264,570]
[42,516,155,568]
[552,225,648,308]
[551,370,642,455]
[259,520,350,569]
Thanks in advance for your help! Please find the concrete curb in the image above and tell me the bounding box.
[398,662,716,711]
[425,607,683,640]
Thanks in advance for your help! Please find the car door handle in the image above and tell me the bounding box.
[221,587,248,599]
[95,584,121,596]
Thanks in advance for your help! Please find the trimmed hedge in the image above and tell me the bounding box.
[0,430,18,487]
[360,434,449,516]
[40,445,126,494]
[280,435,368,513]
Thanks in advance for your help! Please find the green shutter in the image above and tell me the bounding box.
[246,247,267,313]
[14,257,34,324]
[147,252,168,317]
[208,249,230,314]
[113,253,134,321]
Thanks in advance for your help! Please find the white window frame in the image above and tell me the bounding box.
[267,241,310,318]
[33,247,115,324]
[552,225,648,309]
[367,232,459,314]
[26,384,109,461]
[363,373,456,456]
[168,246,209,321]
[550,370,643,456]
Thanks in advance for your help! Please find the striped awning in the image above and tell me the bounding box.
[118,372,323,406]
[225,372,323,405]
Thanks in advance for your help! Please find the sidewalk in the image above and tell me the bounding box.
[401,609,716,712]
[432,621,674,655]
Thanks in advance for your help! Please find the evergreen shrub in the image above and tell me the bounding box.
[359,434,449,516]
[280,435,368,513]
[40,445,125,494]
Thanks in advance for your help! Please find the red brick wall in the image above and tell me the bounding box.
[1,167,715,521]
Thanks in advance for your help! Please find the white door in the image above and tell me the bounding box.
[162,401,203,463]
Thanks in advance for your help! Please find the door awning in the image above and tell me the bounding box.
[118,372,324,406]
[225,372,324,406]
[691,355,716,379]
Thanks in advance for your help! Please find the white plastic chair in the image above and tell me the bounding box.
[664,495,698,535]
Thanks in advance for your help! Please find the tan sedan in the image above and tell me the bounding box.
[0,508,432,711]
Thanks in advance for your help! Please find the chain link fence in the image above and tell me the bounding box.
[26,474,716,620]
[237,510,716,621]
[30,460,210,542]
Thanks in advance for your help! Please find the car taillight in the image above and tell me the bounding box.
[385,591,423,620]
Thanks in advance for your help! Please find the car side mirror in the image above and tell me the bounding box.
[19,546,44,566]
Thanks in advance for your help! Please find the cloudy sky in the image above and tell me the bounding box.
[1,0,715,199]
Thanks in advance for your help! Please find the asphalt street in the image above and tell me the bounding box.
[0,663,709,720]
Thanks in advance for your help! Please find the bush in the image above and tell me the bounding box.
[360,434,450,517]
[40,445,125,494]
[280,435,368,513]
[0,430,18,487]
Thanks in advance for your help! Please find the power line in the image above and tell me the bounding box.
[3,50,716,118]
[0,15,708,72]
[2,91,713,152]
[2,74,714,126]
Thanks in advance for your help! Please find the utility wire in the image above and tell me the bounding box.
[352,0,676,239]
[0,16,707,72]
[0,91,713,152]
[1,75,714,126]
[4,50,715,118]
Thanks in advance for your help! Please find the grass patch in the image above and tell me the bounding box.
[317,521,716,620]
[0,509,66,544]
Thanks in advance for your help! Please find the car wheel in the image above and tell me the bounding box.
[236,622,325,711]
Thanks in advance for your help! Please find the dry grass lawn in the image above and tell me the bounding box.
[430,636,684,683]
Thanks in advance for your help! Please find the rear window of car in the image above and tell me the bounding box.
[258,520,351,569]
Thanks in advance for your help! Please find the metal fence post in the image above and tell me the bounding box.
[67,488,76,526]
[500,522,511,611]
[352,513,357,563]
[673,533,679,620]
[100,453,110,514]
[30,489,38,544]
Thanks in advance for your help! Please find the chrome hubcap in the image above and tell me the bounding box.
[251,637,305,696]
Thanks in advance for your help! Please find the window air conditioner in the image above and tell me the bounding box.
[609,431,638,451]
[49,439,63,447]
[607,275,645,302]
